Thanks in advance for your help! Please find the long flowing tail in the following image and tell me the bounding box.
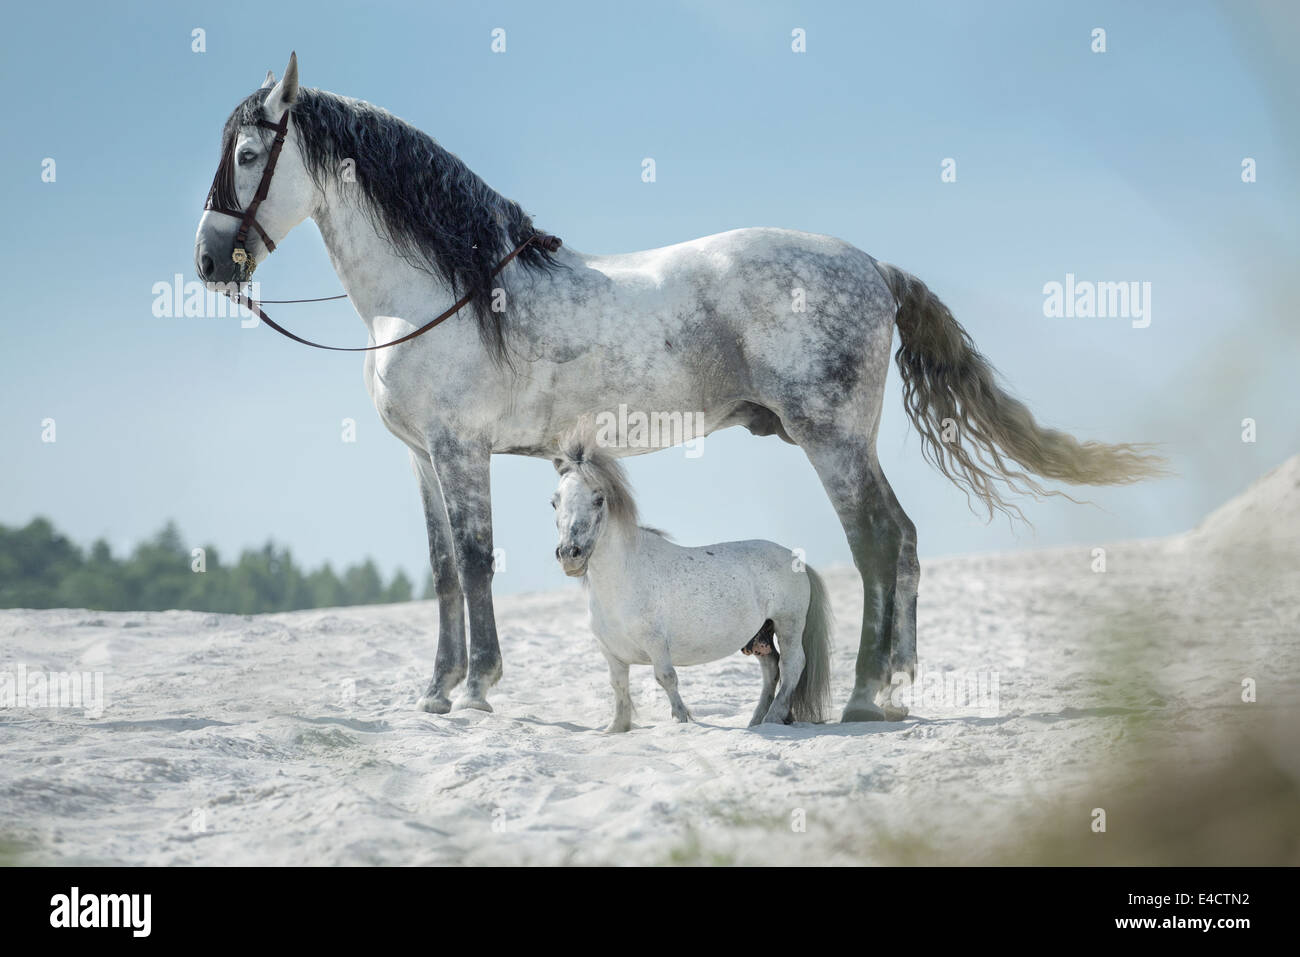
[790,565,834,724]
[875,262,1168,520]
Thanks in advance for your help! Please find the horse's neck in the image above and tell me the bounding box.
[585,523,648,593]
[311,188,459,340]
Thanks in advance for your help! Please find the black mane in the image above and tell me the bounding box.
[215,87,558,363]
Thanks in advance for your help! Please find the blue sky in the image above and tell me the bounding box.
[1,0,1296,595]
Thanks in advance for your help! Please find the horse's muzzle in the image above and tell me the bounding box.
[557,545,588,578]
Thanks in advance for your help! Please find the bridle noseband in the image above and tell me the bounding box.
[201,107,561,352]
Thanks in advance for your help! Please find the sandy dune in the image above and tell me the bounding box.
[2,458,1297,865]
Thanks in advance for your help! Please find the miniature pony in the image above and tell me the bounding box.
[552,425,833,730]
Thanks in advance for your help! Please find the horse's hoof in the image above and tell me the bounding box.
[453,696,493,713]
[840,703,887,722]
[841,685,909,722]
[416,695,452,714]
[603,721,632,734]
[840,689,888,722]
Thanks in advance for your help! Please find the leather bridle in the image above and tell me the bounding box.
[202,107,561,353]
[204,112,290,266]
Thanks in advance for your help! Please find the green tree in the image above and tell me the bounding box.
[0,518,84,608]
[0,518,415,614]
[341,559,384,605]
[385,570,413,603]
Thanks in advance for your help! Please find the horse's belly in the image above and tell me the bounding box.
[589,585,761,667]
[588,617,654,666]
[648,596,770,666]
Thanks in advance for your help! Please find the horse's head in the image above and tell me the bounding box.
[551,421,638,577]
[552,463,608,579]
[195,53,317,285]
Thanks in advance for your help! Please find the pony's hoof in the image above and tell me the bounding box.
[453,696,493,713]
[603,721,632,734]
[416,695,452,714]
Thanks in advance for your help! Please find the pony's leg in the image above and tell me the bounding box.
[749,652,780,727]
[762,612,806,724]
[792,431,911,722]
[649,648,690,723]
[426,430,502,712]
[411,451,466,714]
[603,652,633,733]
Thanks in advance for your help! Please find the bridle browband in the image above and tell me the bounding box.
[202,106,561,353]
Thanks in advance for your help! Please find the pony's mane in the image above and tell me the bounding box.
[556,423,640,532]
[213,86,559,364]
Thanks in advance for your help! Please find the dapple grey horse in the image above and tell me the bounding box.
[194,55,1163,720]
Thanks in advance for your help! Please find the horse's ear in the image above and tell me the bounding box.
[552,457,568,474]
[264,51,300,117]
[261,70,276,90]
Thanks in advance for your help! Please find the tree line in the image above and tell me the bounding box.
[0,517,425,614]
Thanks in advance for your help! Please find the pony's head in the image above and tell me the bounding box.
[195,53,317,285]
[551,421,638,577]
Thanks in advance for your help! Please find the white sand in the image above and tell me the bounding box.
[2,457,1297,865]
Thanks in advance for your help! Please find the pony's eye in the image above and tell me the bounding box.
[593,495,605,508]
[237,150,258,166]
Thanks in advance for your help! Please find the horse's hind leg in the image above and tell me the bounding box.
[762,609,807,724]
[879,477,919,687]
[790,430,914,721]
[749,651,780,727]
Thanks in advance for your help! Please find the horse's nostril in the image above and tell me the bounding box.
[200,253,215,279]
[568,545,582,558]
[555,546,561,560]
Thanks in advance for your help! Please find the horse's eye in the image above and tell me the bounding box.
[237,150,258,166]
[593,495,605,508]
[550,500,557,509]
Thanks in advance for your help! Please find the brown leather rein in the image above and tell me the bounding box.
[204,108,561,353]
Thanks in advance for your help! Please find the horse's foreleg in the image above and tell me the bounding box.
[427,432,502,712]
[602,652,633,733]
[412,452,466,714]
[649,646,690,723]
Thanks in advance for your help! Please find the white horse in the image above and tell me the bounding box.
[194,55,1164,720]
[551,424,834,730]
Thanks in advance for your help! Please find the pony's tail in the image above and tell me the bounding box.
[790,566,834,724]
[875,262,1168,521]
